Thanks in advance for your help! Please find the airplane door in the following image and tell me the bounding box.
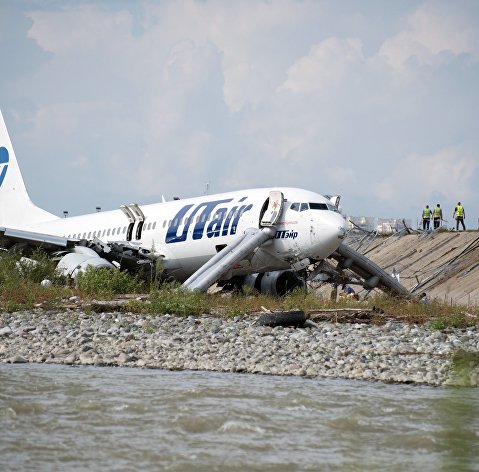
[261,191,284,226]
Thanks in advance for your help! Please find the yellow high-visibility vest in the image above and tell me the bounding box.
[422,208,431,219]
[456,205,464,218]
[433,207,442,218]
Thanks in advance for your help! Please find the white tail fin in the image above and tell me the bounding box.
[0,110,58,227]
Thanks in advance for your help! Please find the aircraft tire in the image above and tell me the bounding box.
[255,310,306,328]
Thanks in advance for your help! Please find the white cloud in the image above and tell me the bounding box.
[378,2,479,72]
[374,146,477,210]
[27,6,134,55]
[281,37,364,94]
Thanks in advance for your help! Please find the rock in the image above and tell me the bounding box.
[64,354,77,364]
[10,355,28,364]
[0,326,13,336]
[1,310,478,386]
[117,353,132,364]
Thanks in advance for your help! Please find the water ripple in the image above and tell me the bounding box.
[0,364,478,472]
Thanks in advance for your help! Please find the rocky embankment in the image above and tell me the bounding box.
[1,310,478,387]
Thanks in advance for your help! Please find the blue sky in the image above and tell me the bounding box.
[1,0,478,227]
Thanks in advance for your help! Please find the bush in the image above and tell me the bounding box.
[0,250,21,289]
[147,283,210,316]
[0,249,65,288]
[17,249,66,285]
[76,266,145,297]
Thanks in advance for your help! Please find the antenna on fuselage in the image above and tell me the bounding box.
[205,182,209,195]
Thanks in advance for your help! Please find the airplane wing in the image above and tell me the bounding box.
[0,227,162,275]
[0,227,79,252]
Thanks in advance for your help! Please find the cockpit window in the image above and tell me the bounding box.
[309,202,340,212]
[309,203,328,210]
[291,202,340,212]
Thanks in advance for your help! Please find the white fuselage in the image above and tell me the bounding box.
[26,187,347,281]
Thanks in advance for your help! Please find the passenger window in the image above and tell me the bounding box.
[112,228,116,235]
[107,229,111,236]
[88,232,91,239]
[152,222,156,229]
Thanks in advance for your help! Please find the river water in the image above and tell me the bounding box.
[1,364,478,472]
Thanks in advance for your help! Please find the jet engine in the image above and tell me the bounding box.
[243,270,304,296]
[56,246,115,278]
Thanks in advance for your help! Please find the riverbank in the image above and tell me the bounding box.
[1,310,478,387]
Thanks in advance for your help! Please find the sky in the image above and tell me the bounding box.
[1,0,478,227]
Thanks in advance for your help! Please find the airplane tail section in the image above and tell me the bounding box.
[0,110,58,228]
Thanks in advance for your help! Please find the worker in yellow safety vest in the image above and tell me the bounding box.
[422,205,432,231]
[453,202,466,231]
[433,204,443,230]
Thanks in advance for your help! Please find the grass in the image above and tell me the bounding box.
[76,266,146,297]
[0,250,478,328]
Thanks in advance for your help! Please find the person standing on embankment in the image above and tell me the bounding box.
[453,202,466,231]
[433,204,442,230]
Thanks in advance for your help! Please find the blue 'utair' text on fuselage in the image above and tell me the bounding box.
[166,198,253,244]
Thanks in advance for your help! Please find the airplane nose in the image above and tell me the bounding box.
[309,213,348,260]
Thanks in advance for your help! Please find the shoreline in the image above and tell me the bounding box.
[1,310,478,387]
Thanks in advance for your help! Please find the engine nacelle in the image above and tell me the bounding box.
[243,270,304,296]
[57,249,115,278]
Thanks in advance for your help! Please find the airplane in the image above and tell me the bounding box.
[0,110,349,295]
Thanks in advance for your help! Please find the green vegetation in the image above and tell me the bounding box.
[450,349,479,387]
[0,249,70,311]
[76,266,146,297]
[0,248,65,287]
[0,251,478,328]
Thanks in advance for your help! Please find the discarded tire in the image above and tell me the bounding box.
[255,310,306,328]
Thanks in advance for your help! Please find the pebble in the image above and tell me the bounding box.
[0,310,477,387]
